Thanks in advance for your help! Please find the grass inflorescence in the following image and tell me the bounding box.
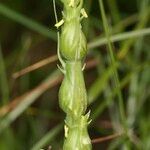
[0,0,150,149]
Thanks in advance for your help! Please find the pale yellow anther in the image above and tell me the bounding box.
[82,63,86,71]
[69,0,75,7]
[64,125,69,138]
[81,8,88,18]
[55,19,64,28]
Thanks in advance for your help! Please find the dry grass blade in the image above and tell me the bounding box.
[12,55,58,79]
[0,71,62,133]
[92,133,123,144]
[12,56,98,79]
[0,71,62,117]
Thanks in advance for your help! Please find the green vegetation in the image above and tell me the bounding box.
[0,0,150,149]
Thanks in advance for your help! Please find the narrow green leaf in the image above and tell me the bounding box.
[0,3,56,41]
[31,124,63,150]
[88,28,150,49]
[99,0,126,128]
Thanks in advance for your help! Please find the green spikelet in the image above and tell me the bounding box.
[57,0,92,149]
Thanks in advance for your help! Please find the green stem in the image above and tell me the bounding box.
[59,61,87,116]
[56,0,92,149]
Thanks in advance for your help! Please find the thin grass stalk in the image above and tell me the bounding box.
[31,124,63,150]
[54,0,92,149]
[98,0,127,133]
[99,0,129,146]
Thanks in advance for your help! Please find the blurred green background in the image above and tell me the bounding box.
[0,0,150,149]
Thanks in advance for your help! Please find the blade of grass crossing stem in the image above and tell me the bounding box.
[88,28,150,50]
[10,28,150,78]
[0,70,61,134]
[10,27,150,78]
[0,44,9,105]
[31,124,63,150]
[0,3,56,41]
[98,0,127,131]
